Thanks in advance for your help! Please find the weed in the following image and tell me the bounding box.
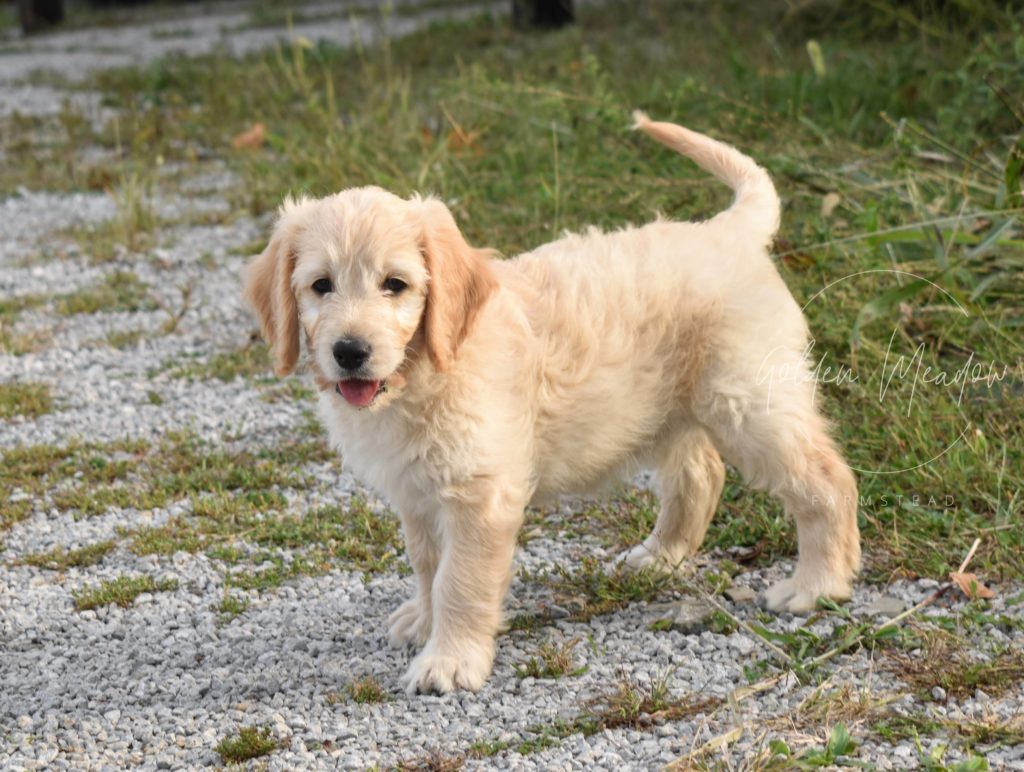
[0,106,111,196]
[593,671,698,730]
[168,342,272,382]
[524,555,684,621]
[129,496,401,580]
[0,382,53,419]
[0,431,371,597]
[956,716,1024,751]
[887,631,1024,700]
[756,725,859,769]
[0,329,37,356]
[215,725,278,763]
[224,555,323,592]
[0,294,45,322]
[346,675,390,704]
[0,438,146,537]
[918,746,990,772]
[213,592,249,620]
[873,712,944,743]
[514,637,586,679]
[261,378,317,404]
[706,609,738,635]
[72,575,178,610]
[396,751,465,772]
[746,605,915,679]
[55,271,156,316]
[106,328,145,349]
[46,432,303,520]
[577,487,658,549]
[791,681,896,737]
[472,672,718,758]
[22,540,115,570]
[68,173,158,264]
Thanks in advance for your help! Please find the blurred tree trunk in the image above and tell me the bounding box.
[19,0,64,34]
[512,0,574,29]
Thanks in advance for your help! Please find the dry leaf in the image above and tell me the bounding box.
[774,237,816,271]
[949,570,995,600]
[231,122,266,150]
[821,192,841,218]
[446,128,482,156]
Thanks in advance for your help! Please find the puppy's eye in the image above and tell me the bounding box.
[382,277,407,295]
[312,278,332,295]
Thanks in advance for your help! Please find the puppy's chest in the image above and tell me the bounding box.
[323,399,480,501]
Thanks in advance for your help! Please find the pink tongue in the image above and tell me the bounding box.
[337,379,380,407]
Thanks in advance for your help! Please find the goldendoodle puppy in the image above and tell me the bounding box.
[244,113,860,694]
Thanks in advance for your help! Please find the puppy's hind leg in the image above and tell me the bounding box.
[696,378,861,613]
[623,425,725,573]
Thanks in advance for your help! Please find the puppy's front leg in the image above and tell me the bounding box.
[388,511,438,648]
[401,487,521,694]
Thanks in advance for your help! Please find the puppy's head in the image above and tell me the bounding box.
[243,187,497,409]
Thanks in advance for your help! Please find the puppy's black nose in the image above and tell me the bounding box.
[332,338,371,371]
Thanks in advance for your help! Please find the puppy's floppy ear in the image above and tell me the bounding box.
[417,198,498,372]
[243,212,302,377]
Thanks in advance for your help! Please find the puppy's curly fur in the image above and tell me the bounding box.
[244,114,860,694]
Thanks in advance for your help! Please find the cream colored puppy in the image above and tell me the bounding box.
[244,113,860,694]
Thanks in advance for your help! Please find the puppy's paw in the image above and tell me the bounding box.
[401,639,495,695]
[765,575,852,614]
[388,597,431,648]
[620,537,688,574]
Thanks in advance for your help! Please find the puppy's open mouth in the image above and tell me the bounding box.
[336,378,386,408]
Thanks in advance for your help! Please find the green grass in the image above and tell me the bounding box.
[0,427,354,600]
[0,294,49,354]
[888,632,1024,700]
[22,431,309,518]
[72,574,178,610]
[128,495,401,576]
[757,725,859,770]
[516,556,686,628]
[326,675,391,705]
[65,172,159,264]
[0,382,53,420]
[0,432,359,591]
[22,540,116,570]
[0,438,145,538]
[514,637,586,680]
[105,328,145,349]
[213,592,249,619]
[0,294,45,322]
[55,271,156,316]
[470,673,719,758]
[215,725,278,763]
[0,106,114,196]
[168,342,273,382]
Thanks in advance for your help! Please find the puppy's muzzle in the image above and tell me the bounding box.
[333,337,372,373]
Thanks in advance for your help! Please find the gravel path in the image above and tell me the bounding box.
[1,3,1022,770]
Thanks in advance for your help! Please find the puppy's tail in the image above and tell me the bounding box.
[632,111,780,245]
